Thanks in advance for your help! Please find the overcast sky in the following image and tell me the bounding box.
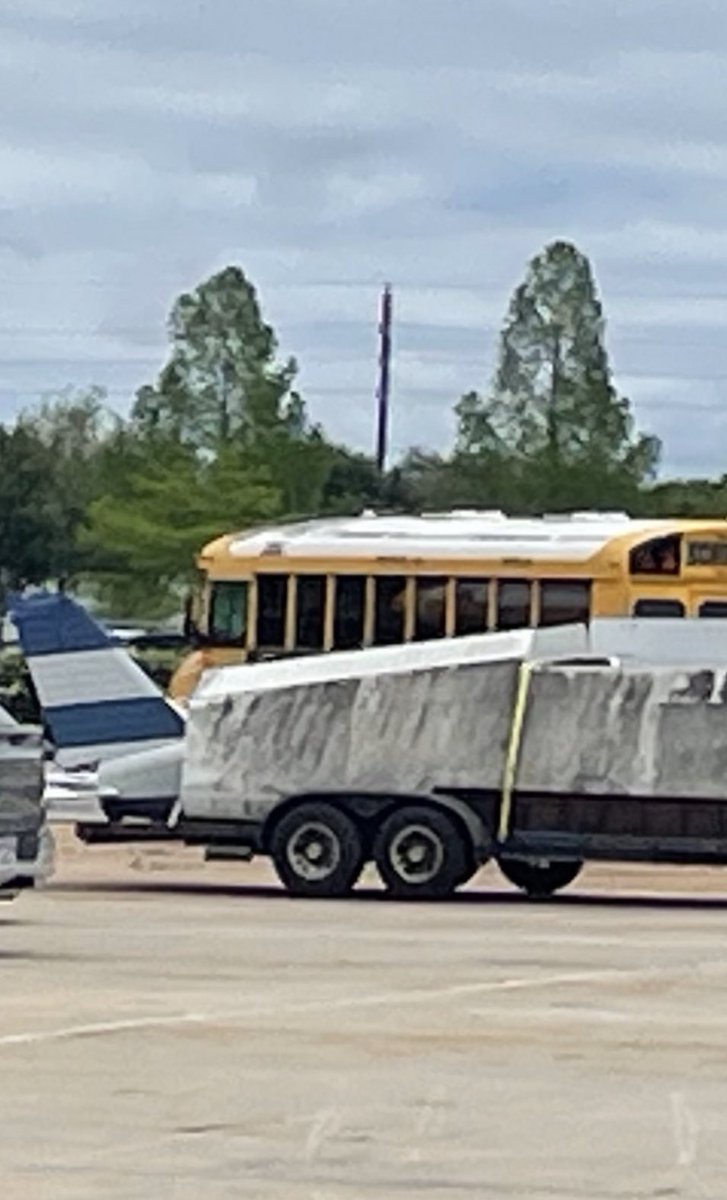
[1,0,726,477]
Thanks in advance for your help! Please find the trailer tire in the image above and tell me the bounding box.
[269,802,365,898]
[373,805,469,899]
[498,857,583,898]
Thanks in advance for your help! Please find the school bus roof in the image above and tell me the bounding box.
[197,511,727,567]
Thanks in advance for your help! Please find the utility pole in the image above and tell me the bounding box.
[374,283,393,474]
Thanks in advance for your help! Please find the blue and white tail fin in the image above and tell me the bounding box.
[10,593,185,770]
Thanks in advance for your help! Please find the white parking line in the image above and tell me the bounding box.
[0,1012,205,1047]
[0,960,701,1049]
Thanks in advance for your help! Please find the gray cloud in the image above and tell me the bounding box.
[0,0,726,475]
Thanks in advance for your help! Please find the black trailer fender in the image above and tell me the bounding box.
[424,793,493,865]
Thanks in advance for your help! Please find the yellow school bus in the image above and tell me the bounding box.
[169,509,727,700]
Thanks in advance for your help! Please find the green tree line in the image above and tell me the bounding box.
[0,245,716,620]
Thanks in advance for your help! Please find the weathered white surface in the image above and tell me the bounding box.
[195,625,590,700]
[0,725,51,889]
[519,663,727,799]
[97,741,184,805]
[219,510,671,562]
[182,622,727,819]
[588,617,727,665]
[180,628,590,818]
[0,725,45,836]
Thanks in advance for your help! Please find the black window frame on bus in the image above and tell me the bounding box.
[632,598,685,618]
[255,573,288,650]
[496,579,532,631]
[373,576,407,646]
[332,575,367,651]
[537,579,592,628]
[454,578,490,637]
[699,600,727,618]
[414,576,448,641]
[295,575,326,651]
[246,567,596,657]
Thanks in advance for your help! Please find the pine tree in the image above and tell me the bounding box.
[132,266,297,453]
[456,241,660,510]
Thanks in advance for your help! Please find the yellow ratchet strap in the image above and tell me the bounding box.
[498,660,534,842]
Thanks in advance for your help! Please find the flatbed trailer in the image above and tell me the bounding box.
[172,781,727,898]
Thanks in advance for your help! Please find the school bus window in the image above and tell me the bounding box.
[374,577,406,645]
[208,581,248,645]
[454,579,489,636]
[539,580,591,627]
[415,577,447,640]
[699,600,727,618]
[296,575,326,650]
[333,576,366,650]
[256,574,287,648]
[629,535,680,576]
[632,598,685,618]
[496,580,531,630]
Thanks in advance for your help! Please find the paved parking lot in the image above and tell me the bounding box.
[3,834,727,1198]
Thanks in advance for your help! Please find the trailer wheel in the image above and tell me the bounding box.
[498,857,583,898]
[373,805,469,899]
[269,802,365,898]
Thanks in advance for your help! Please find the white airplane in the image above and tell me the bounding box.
[9,592,187,833]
